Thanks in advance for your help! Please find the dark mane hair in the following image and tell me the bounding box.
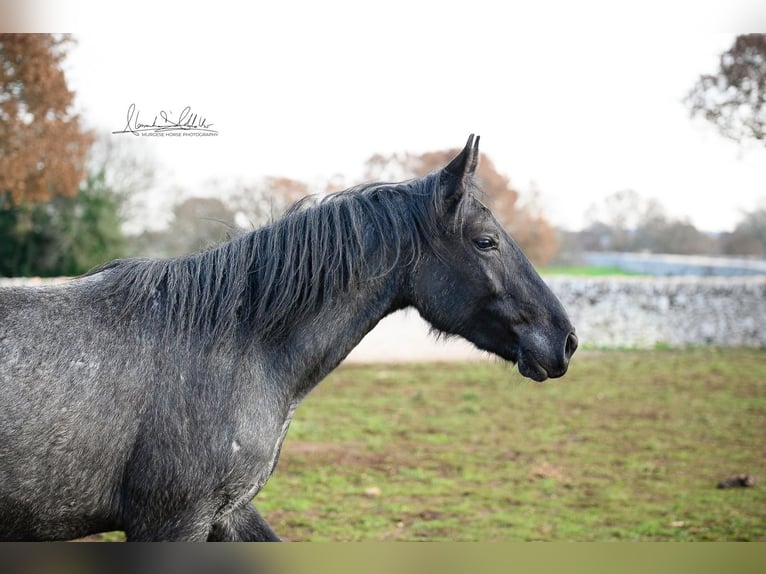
[91,171,465,347]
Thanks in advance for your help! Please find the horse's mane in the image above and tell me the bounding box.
[91,171,463,347]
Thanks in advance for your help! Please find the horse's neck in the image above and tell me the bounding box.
[274,272,406,400]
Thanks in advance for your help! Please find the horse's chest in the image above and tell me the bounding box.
[222,402,297,513]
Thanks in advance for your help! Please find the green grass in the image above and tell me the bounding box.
[84,349,765,542]
[256,349,765,541]
[540,265,645,277]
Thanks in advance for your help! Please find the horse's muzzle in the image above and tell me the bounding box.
[517,329,578,382]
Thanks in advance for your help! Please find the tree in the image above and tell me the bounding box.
[47,169,126,274]
[686,34,766,144]
[167,197,238,256]
[228,176,309,229]
[131,197,238,259]
[128,176,312,260]
[0,168,126,276]
[584,189,644,251]
[723,202,766,256]
[636,216,717,255]
[364,148,559,266]
[87,133,157,234]
[720,230,763,257]
[582,190,717,255]
[0,34,91,204]
[0,36,127,276]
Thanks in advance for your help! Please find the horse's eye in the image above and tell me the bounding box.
[473,236,496,251]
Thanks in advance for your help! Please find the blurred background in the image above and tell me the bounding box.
[0,2,765,277]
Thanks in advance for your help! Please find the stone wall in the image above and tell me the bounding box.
[3,276,765,356]
[546,276,766,348]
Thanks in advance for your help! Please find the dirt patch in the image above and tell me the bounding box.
[528,460,571,483]
[278,440,405,475]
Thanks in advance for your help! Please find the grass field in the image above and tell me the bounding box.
[255,348,765,541]
[539,265,644,277]
[89,348,765,542]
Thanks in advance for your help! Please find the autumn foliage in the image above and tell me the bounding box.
[0,34,91,205]
[0,34,121,277]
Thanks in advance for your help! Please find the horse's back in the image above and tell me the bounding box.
[0,278,117,392]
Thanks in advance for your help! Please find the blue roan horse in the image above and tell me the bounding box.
[0,136,576,541]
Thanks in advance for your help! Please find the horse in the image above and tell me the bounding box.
[0,135,577,541]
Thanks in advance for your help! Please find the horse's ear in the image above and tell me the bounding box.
[445,134,480,179]
[442,134,480,200]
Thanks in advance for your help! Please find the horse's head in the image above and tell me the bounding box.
[409,135,577,381]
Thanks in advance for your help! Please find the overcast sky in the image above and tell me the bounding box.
[11,0,766,231]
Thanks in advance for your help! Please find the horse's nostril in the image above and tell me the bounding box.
[565,331,578,360]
